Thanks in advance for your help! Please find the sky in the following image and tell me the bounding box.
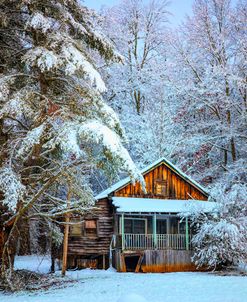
[84,0,195,26]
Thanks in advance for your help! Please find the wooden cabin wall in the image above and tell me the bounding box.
[114,249,199,273]
[67,198,114,257]
[115,163,207,200]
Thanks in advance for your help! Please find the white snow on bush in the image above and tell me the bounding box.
[27,12,53,33]
[62,44,106,92]
[0,78,10,101]
[46,120,143,186]
[184,183,247,268]
[23,43,106,93]
[0,166,26,211]
[23,47,58,72]
[97,100,123,130]
[55,123,82,158]
[79,120,145,186]
[18,124,45,157]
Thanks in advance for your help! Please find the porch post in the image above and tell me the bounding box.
[185,217,189,250]
[121,213,125,250]
[152,213,157,249]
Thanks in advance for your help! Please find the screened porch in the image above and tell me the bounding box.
[112,197,215,252]
[115,214,192,251]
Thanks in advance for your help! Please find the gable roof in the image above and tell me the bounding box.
[95,157,209,200]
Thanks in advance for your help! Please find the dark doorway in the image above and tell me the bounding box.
[125,255,140,272]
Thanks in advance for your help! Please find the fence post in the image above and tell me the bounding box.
[121,213,125,250]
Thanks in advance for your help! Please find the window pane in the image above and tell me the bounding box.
[179,221,186,234]
[155,181,167,195]
[170,217,179,234]
[85,220,97,229]
[133,220,145,234]
[85,219,98,237]
[70,218,82,236]
[157,219,167,234]
[124,219,132,233]
[124,219,146,234]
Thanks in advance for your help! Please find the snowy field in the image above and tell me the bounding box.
[0,255,247,302]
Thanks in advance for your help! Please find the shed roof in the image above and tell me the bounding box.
[112,197,216,214]
[95,157,208,200]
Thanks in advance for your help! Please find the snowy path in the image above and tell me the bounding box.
[1,256,247,302]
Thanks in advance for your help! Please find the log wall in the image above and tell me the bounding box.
[67,198,114,258]
[115,163,207,200]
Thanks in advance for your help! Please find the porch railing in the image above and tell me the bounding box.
[117,234,192,250]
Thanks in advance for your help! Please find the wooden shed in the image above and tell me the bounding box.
[57,157,214,272]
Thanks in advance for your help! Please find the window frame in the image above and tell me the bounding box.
[119,217,147,235]
[155,179,168,196]
[69,217,83,237]
[83,218,99,237]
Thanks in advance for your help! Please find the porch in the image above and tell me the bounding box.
[111,197,215,273]
[115,213,192,251]
[112,196,215,253]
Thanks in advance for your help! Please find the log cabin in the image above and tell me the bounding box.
[56,157,214,273]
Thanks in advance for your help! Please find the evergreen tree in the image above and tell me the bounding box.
[0,0,144,288]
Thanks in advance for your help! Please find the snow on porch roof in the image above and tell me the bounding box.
[112,197,216,213]
[95,157,208,200]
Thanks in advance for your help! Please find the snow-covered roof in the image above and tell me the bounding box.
[112,197,216,213]
[95,157,208,200]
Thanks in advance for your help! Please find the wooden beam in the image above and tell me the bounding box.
[61,183,71,277]
[121,213,125,250]
[103,254,106,270]
[135,253,144,273]
[120,253,126,272]
[152,214,157,249]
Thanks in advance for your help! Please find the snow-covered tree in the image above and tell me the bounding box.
[103,0,246,183]
[165,0,247,184]
[182,176,247,269]
[101,0,171,167]
[0,0,144,287]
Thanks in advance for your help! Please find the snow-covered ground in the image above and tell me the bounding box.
[0,255,246,302]
[14,255,52,274]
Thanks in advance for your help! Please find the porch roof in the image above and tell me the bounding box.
[112,197,217,214]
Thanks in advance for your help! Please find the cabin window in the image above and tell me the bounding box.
[178,220,186,234]
[155,180,167,195]
[121,218,147,234]
[157,219,167,234]
[84,219,98,237]
[70,218,83,236]
[170,217,179,234]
